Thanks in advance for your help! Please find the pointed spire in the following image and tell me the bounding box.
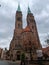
[28,6,31,14]
[17,4,21,12]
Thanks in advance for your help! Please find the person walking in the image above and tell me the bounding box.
[20,52,25,65]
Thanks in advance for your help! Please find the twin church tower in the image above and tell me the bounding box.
[9,4,42,61]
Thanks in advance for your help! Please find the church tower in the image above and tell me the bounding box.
[27,6,35,30]
[26,6,42,49]
[9,4,23,61]
[15,4,22,34]
[9,5,42,61]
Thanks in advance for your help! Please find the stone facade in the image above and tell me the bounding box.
[9,5,42,61]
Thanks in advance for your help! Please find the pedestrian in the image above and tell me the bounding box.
[20,52,25,65]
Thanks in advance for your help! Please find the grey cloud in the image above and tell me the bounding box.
[31,0,49,14]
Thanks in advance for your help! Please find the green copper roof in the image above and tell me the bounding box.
[28,6,31,14]
[17,4,21,12]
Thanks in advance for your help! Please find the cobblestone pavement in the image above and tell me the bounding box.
[0,60,19,65]
[0,60,49,65]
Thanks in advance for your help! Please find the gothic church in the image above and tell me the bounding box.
[9,4,42,61]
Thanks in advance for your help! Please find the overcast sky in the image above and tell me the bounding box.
[0,0,49,49]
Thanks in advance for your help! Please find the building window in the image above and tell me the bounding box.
[29,19,34,22]
[32,26,34,29]
[27,22,29,25]
[17,17,21,21]
[18,24,21,29]
[29,41,31,45]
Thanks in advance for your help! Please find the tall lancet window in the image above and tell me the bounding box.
[18,24,21,29]
[17,17,21,21]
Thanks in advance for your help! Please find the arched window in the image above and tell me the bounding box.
[27,22,29,25]
[32,26,34,29]
[18,24,21,29]
[17,17,21,21]
[29,41,31,45]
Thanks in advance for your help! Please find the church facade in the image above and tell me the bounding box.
[9,5,42,61]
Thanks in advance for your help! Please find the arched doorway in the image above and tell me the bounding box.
[17,51,21,60]
[17,55,20,60]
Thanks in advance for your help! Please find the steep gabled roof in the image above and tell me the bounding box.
[23,26,31,32]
